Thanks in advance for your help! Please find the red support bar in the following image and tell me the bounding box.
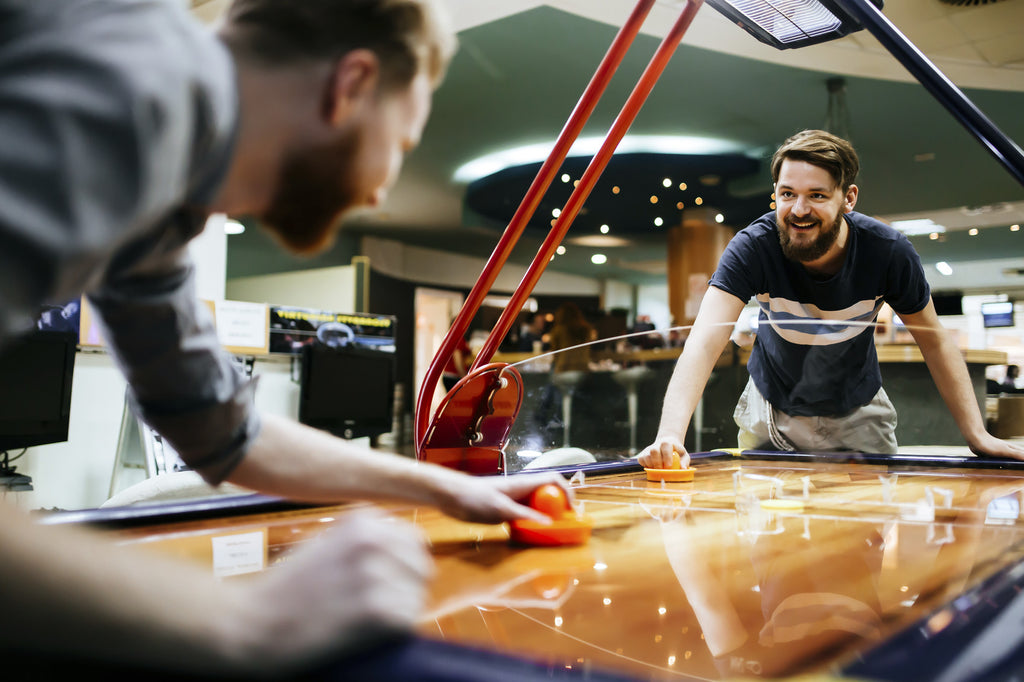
[414,0,657,453]
[472,1,704,368]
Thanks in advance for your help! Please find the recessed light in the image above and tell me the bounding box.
[1012,224,1020,232]
[561,173,570,183]
[600,224,610,234]
[556,245,566,255]
[591,254,607,265]
[662,178,672,188]
[654,217,664,227]
[650,195,659,204]
[936,261,953,276]
[969,228,978,236]
[715,213,724,223]
[695,197,703,205]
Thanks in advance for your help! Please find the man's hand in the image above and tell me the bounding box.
[969,433,1024,461]
[638,434,689,469]
[238,509,433,674]
[435,472,574,525]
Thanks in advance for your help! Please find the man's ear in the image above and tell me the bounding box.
[843,184,859,213]
[324,49,380,126]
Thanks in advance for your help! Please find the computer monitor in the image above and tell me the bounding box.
[0,330,77,453]
[298,343,395,441]
[981,301,1015,329]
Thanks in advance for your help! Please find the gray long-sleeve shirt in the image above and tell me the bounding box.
[0,0,258,484]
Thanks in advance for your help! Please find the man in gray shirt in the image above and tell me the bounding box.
[0,0,566,675]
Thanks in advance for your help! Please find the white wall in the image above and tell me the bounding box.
[637,283,671,330]
[226,265,356,312]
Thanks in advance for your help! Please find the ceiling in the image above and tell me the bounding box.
[199,0,1024,296]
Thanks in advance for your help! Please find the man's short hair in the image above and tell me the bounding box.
[222,0,456,88]
[770,129,860,192]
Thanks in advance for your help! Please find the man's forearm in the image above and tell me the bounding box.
[915,330,988,443]
[225,412,456,507]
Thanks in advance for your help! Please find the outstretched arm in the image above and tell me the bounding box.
[226,412,569,525]
[638,287,746,469]
[903,302,1024,460]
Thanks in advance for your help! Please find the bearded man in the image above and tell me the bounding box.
[640,129,1024,468]
[0,0,569,675]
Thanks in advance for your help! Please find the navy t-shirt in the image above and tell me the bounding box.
[710,211,931,416]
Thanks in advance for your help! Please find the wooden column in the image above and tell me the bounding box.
[667,208,734,326]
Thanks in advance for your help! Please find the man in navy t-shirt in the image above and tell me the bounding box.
[640,129,1024,468]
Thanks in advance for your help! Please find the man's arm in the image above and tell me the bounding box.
[638,287,746,469]
[0,501,433,676]
[902,302,1024,460]
[226,413,566,525]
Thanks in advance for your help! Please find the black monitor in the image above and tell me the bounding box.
[298,343,395,441]
[0,330,77,453]
[981,301,1015,329]
[932,291,963,316]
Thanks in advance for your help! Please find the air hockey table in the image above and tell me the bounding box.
[41,448,1024,681]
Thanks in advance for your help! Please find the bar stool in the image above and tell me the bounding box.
[612,365,654,455]
[550,371,586,448]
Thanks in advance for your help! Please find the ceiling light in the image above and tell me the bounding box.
[224,219,245,235]
[891,218,946,236]
[695,197,703,205]
[600,224,610,234]
[715,213,725,223]
[662,178,672,188]
[552,208,561,218]
[936,261,953,276]
[650,195,659,204]
[453,135,746,182]
[556,245,566,255]
[969,228,979,236]
[591,254,607,265]
[704,0,879,50]
[929,232,939,240]
[679,182,687,191]
[654,217,664,226]
[612,186,620,194]
[568,235,630,247]
[676,202,684,210]
[1012,224,1020,232]
[561,173,570,183]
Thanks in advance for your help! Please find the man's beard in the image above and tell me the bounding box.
[776,212,843,263]
[260,130,362,256]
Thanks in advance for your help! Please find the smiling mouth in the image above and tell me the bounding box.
[787,219,819,231]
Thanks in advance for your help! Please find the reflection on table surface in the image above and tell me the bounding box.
[98,454,1024,681]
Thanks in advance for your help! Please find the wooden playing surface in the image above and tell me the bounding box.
[101,455,1024,680]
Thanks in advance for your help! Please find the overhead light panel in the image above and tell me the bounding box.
[935,261,953,276]
[704,0,882,50]
[453,135,746,183]
[890,218,946,236]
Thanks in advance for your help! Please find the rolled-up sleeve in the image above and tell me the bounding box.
[87,238,260,485]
